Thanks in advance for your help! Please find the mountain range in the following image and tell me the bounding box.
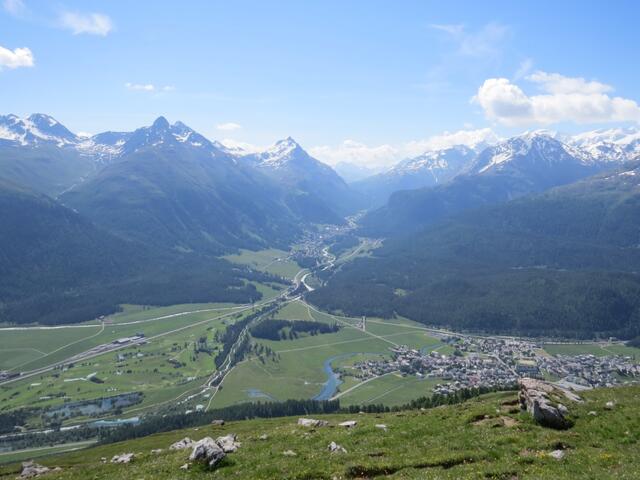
[3,112,640,334]
[359,131,640,236]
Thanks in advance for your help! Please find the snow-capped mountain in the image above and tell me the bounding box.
[468,132,594,178]
[242,137,364,219]
[118,116,223,157]
[0,113,79,147]
[567,127,640,164]
[353,145,479,207]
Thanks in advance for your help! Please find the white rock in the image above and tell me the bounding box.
[189,437,226,469]
[110,453,134,464]
[328,441,347,454]
[298,418,328,427]
[549,449,565,460]
[216,433,241,453]
[283,450,297,456]
[375,424,388,431]
[605,401,615,410]
[151,449,163,454]
[170,437,194,450]
[179,463,190,470]
[339,420,357,428]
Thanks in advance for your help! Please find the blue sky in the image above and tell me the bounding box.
[2,0,639,167]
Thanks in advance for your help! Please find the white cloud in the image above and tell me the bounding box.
[125,82,155,92]
[309,140,400,170]
[3,0,25,15]
[60,11,113,36]
[125,83,174,93]
[474,72,640,126]
[216,122,242,132]
[429,22,509,58]
[404,128,500,157]
[309,128,499,169]
[0,44,34,70]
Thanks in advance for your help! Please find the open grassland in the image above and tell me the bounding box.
[544,343,640,358]
[213,301,448,407]
[223,248,301,280]
[1,386,639,479]
[0,304,266,425]
[337,373,442,406]
[0,302,250,372]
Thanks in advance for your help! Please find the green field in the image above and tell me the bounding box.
[0,302,250,372]
[0,303,268,425]
[212,301,448,408]
[223,249,301,279]
[544,343,640,358]
[337,373,442,406]
[2,386,639,479]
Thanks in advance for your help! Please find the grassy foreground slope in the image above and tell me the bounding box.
[2,386,639,479]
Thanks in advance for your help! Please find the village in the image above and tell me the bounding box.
[349,336,640,396]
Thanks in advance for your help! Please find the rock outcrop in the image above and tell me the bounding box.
[298,418,329,427]
[170,437,194,450]
[518,378,580,429]
[110,453,135,464]
[339,420,357,428]
[189,437,226,469]
[216,433,241,453]
[20,461,59,478]
[328,441,347,453]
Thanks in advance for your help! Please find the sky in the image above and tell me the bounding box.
[2,0,640,168]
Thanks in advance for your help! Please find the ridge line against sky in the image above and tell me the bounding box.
[2,0,639,168]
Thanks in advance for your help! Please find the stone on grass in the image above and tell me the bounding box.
[151,449,163,454]
[179,463,190,470]
[258,434,269,440]
[189,437,226,469]
[283,450,297,457]
[375,424,388,431]
[518,378,575,429]
[328,441,347,454]
[110,453,134,464]
[211,419,225,426]
[588,411,598,416]
[339,420,357,428]
[170,437,194,450]
[298,418,328,427]
[20,461,51,478]
[549,449,565,460]
[605,401,615,410]
[216,433,241,453]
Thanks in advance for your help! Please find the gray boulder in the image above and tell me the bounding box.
[170,437,194,450]
[328,441,347,453]
[298,418,328,427]
[189,437,226,469]
[216,433,241,453]
[338,420,357,428]
[20,461,51,478]
[518,378,576,429]
[110,453,134,464]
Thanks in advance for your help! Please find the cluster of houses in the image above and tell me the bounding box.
[349,336,640,395]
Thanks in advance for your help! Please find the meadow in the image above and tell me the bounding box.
[1,386,638,479]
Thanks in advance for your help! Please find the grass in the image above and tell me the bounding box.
[212,301,448,408]
[1,385,639,479]
[544,343,640,358]
[337,374,442,406]
[223,248,301,280]
[0,303,263,425]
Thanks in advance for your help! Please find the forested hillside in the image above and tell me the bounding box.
[309,163,640,338]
